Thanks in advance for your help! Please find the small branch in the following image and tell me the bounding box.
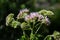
[35,23,43,34]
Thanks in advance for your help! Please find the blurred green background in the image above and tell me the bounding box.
[0,0,60,40]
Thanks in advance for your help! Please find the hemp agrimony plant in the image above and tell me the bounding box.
[6,8,54,40]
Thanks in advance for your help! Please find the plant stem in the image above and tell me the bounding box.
[35,22,40,28]
[35,23,43,34]
[44,35,52,40]
[23,30,25,35]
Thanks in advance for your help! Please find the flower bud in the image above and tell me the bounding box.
[47,11,54,15]
[39,10,54,16]
[21,22,30,30]
[11,20,20,28]
[6,13,14,26]
[38,10,47,15]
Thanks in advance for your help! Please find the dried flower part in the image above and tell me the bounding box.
[38,10,54,16]
[6,13,14,26]
[45,16,51,25]
[11,20,20,28]
[38,15,44,21]
[16,8,29,19]
[42,16,51,25]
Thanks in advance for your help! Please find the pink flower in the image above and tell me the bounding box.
[25,15,31,21]
[17,8,29,19]
[30,12,39,19]
[41,16,50,25]
[45,16,51,25]
[20,8,29,13]
[25,12,39,21]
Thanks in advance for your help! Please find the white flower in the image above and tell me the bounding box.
[21,8,29,13]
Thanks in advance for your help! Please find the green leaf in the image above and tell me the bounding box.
[11,20,20,28]
[21,22,30,30]
[30,33,35,40]
[21,35,27,40]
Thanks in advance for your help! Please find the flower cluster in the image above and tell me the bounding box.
[6,13,20,28]
[25,12,39,22]
[42,16,51,25]
[16,8,29,19]
[6,9,54,28]
[24,12,51,25]
[6,9,54,40]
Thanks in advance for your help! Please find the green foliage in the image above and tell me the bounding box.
[30,33,35,40]
[53,31,60,40]
[11,20,20,28]
[44,31,60,40]
[21,4,26,9]
[21,22,30,30]
[21,35,27,40]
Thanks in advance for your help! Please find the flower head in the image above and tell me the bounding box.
[17,8,29,19]
[38,15,44,21]
[25,12,39,22]
[42,16,51,25]
[45,16,51,25]
[25,15,31,21]
[30,12,39,19]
